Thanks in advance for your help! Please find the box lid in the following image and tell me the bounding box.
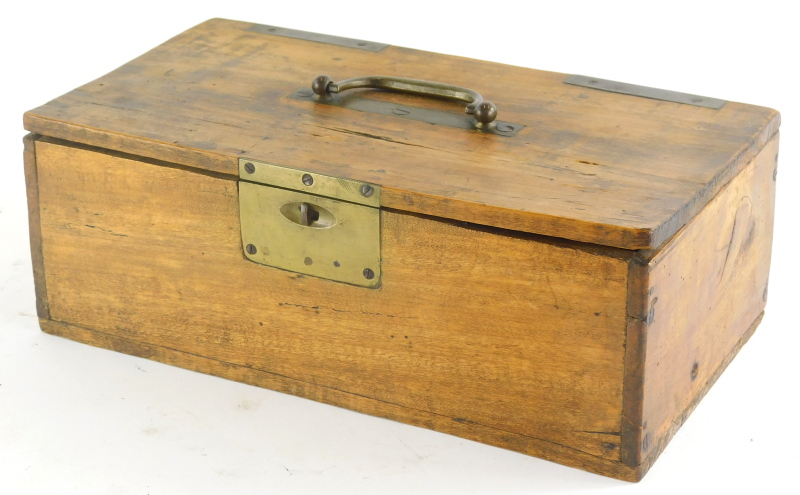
[24,18,780,250]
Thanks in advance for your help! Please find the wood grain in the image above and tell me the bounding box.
[621,135,778,467]
[23,18,780,250]
[35,140,632,466]
[23,133,48,318]
[633,312,763,479]
[39,318,642,481]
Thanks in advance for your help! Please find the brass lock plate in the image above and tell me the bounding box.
[238,159,381,288]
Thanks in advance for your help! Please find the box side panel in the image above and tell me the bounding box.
[622,134,778,470]
[35,139,632,473]
[23,133,49,319]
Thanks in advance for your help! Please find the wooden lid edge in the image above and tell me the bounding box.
[648,109,780,252]
[24,110,656,250]
[23,111,238,177]
[26,106,778,252]
[381,187,653,250]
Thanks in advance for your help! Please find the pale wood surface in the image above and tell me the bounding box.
[35,139,631,466]
[633,312,763,479]
[24,18,780,250]
[39,318,642,482]
[622,136,777,466]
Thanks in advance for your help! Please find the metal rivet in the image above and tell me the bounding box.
[304,257,313,266]
[333,261,341,268]
[244,162,255,174]
[246,244,257,255]
[363,268,375,280]
[392,108,410,115]
[360,184,374,197]
[357,42,367,46]
[302,174,314,186]
[496,124,514,133]
[692,97,704,103]
[267,27,276,32]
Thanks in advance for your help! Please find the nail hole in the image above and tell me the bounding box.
[642,433,652,452]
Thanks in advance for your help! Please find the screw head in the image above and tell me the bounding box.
[302,174,314,186]
[246,244,257,255]
[244,162,255,174]
[363,268,375,280]
[360,184,374,197]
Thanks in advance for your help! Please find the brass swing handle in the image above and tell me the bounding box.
[311,75,498,124]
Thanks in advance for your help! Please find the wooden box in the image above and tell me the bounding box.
[22,19,779,481]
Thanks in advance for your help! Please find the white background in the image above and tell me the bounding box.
[1,1,798,493]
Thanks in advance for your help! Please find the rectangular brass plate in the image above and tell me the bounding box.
[564,75,727,109]
[289,89,525,137]
[239,159,381,288]
[247,23,389,52]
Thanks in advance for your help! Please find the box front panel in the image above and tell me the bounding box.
[34,139,632,472]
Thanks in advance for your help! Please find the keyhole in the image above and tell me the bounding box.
[299,203,320,226]
[280,201,336,228]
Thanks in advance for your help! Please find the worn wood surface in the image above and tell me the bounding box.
[35,139,633,471]
[621,135,778,468]
[24,18,780,250]
[634,312,763,479]
[39,318,642,481]
[23,134,48,319]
